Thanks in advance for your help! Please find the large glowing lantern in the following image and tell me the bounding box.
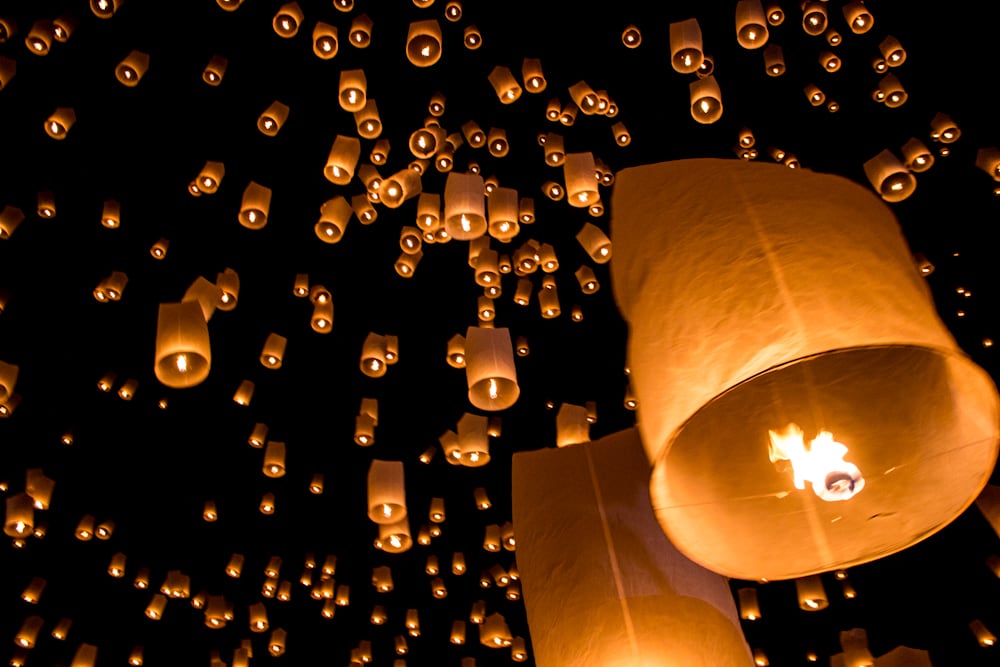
[465,326,519,411]
[154,300,211,388]
[610,158,1000,580]
[512,428,752,666]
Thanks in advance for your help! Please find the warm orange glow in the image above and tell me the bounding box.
[769,423,864,501]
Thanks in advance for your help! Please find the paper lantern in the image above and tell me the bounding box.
[488,66,522,104]
[406,20,441,66]
[839,628,875,666]
[843,0,874,34]
[610,158,1000,580]
[795,574,829,611]
[71,644,98,667]
[349,13,373,47]
[444,0,462,20]
[272,3,302,37]
[268,628,287,656]
[201,54,227,85]
[621,24,642,48]
[879,35,906,66]
[801,1,827,35]
[877,74,907,107]
[312,22,338,58]
[670,18,703,73]
[381,169,422,208]
[338,69,367,113]
[26,469,54,509]
[736,0,769,49]
[44,107,76,139]
[512,428,752,666]
[929,112,960,143]
[0,56,14,90]
[863,149,916,202]
[465,326,519,411]
[368,459,406,523]
[155,301,211,388]
[25,20,53,55]
[115,50,149,86]
[4,492,33,537]
[375,518,412,553]
[238,181,271,229]
[0,360,18,403]
[257,101,289,136]
[690,76,723,123]
[354,99,381,139]
[521,57,546,92]
[901,138,934,172]
[563,152,599,208]
[457,412,490,466]
[445,172,487,240]
[324,135,361,185]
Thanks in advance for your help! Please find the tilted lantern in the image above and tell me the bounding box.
[312,22,338,58]
[115,50,149,86]
[488,66,522,104]
[610,158,999,580]
[670,18,704,74]
[272,2,303,37]
[324,135,361,185]
[406,20,442,67]
[863,149,916,203]
[258,101,289,136]
[512,428,752,666]
[239,181,271,229]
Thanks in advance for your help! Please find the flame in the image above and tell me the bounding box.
[768,422,864,501]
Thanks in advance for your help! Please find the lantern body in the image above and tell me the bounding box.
[512,428,752,666]
[368,459,407,523]
[155,301,211,388]
[444,172,487,240]
[406,20,442,67]
[670,18,704,74]
[610,158,1000,580]
[465,327,519,411]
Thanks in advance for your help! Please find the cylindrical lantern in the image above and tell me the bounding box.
[556,403,590,447]
[690,76,723,124]
[521,57,546,92]
[315,195,352,243]
[258,101,289,136]
[239,181,271,229]
[338,69,367,112]
[216,268,239,310]
[155,301,211,388]
[463,24,482,49]
[368,459,406,523]
[488,66,522,104]
[445,172,487,240]
[863,149,916,202]
[4,492,33,537]
[312,22,338,58]
[349,13,373,47]
[564,152,598,207]
[202,54,227,85]
[736,0,769,49]
[406,20,442,67]
[738,587,761,620]
[929,112,960,143]
[843,0,874,34]
[577,222,613,263]
[233,380,254,406]
[763,43,785,76]
[487,187,519,241]
[381,169,422,208]
[44,107,76,139]
[263,441,286,478]
[376,518,412,553]
[324,135,361,185]
[355,99,381,139]
[670,18,704,73]
[879,35,906,66]
[272,2,302,36]
[115,50,149,86]
[622,25,642,48]
[609,157,1000,580]
[877,73,907,107]
[465,327,519,411]
[795,574,829,610]
[512,428,752,665]
[457,412,490,466]
[801,1,828,35]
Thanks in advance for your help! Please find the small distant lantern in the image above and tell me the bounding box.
[564,152,599,207]
[376,518,412,553]
[232,379,254,406]
[115,50,149,86]
[202,54,227,85]
[355,99,381,139]
[444,0,462,20]
[622,25,642,48]
[880,35,906,67]
[91,0,122,19]
[878,73,907,107]
[36,191,56,218]
[258,101,289,136]
[863,149,916,202]
[795,574,829,610]
[521,58,546,92]
[690,76,723,123]
[25,20,54,55]
[902,138,934,172]
[44,107,76,139]
[145,594,167,620]
[763,43,785,76]
[804,83,826,106]
[463,24,482,49]
[929,112,960,143]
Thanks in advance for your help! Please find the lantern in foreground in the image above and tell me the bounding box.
[610,158,999,580]
[368,459,407,524]
[512,428,752,666]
